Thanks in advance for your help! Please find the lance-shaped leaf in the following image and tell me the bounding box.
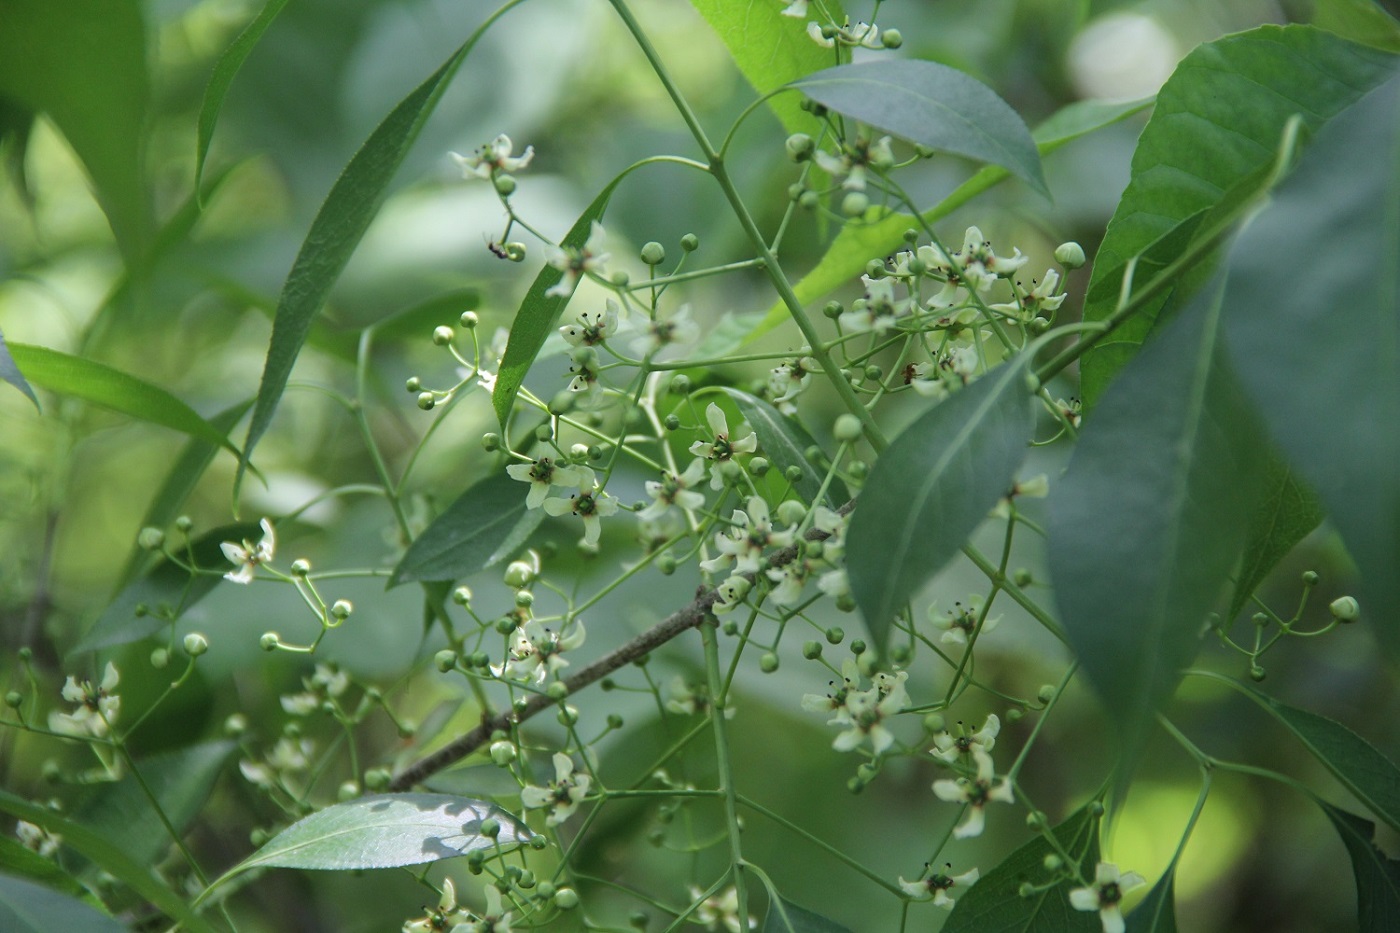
[239,5,516,496]
[0,791,219,933]
[744,96,1152,346]
[1222,70,1400,655]
[215,794,531,878]
[1196,673,1400,834]
[195,0,291,197]
[391,472,543,587]
[1227,456,1324,621]
[847,356,1034,648]
[7,344,238,454]
[687,0,843,136]
[722,388,849,507]
[0,836,84,897]
[763,896,855,933]
[75,523,263,653]
[791,59,1048,198]
[943,804,1102,932]
[1049,288,1264,774]
[1079,24,1398,405]
[0,328,38,410]
[0,873,127,933]
[1126,871,1179,933]
[1320,804,1400,931]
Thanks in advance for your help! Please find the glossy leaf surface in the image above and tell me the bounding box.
[1227,456,1324,621]
[722,388,848,506]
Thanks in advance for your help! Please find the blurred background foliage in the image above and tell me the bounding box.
[0,1,1395,930]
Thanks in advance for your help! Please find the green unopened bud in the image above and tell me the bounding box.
[5,691,22,709]
[150,647,170,669]
[803,641,822,660]
[549,389,575,416]
[823,300,844,319]
[496,618,517,635]
[749,457,769,476]
[1006,707,1024,722]
[480,817,501,838]
[825,626,845,644]
[1054,241,1086,269]
[1302,570,1320,585]
[482,432,500,451]
[364,768,392,791]
[432,325,454,346]
[890,644,911,664]
[798,190,820,210]
[777,500,807,525]
[923,713,944,733]
[842,191,869,217]
[452,585,473,605]
[183,633,209,657]
[657,554,677,575]
[291,558,311,576]
[504,560,536,588]
[833,413,862,442]
[416,392,436,411]
[175,516,194,533]
[435,649,458,673]
[138,527,165,550]
[337,780,360,802]
[331,599,353,620]
[405,376,422,393]
[557,705,579,726]
[546,682,569,701]
[785,133,815,161]
[1043,854,1062,871]
[784,465,804,484]
[1330,596,1359,622]
[1037,684,1057,703]
[1018,882,1036,898]
[223,713,248,736]
[664,414,681,431]
[680,233,699,252]
[640,241,666,265]
[493,173,516,196]
[611,270,630,287]
[881,27,903,48]
[850,639,866,655]
[1013,568,1033,587]
[554,887,580,909]
[759,652,780,673]
[260,632,280,651]
[848,460,868,481]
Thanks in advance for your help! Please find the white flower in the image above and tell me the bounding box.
[780,0,808,17]
[931,750,1014,838]
[450,134,534,180]
[638,459,707,522]
[520,752,591,826]
[545,221,610,298]
[402,877,471,933]
[690,884,756,932]
[505,457,591,510]
[839,275,906,333]
[1069,862,1148,933]
[15,820,61,858]
[220,518,275,584]
[807,20,883,49]
[631,304,700,357]
[689,404,758,490]
[279,693,319,716]
[48,662,120,738]
[477,885,516,933]
[560,301,620,347]
[813,135,895,191]
[801,658,862,715]
[240,737,314,790]
[711,575,752,614]
[699,497,794,575]
[899,865,980,908]
[991,268,1066,319]
[816,567,849,601]
[493,618,587,683]
[930,599,1000,646]
[768,357,813,413]
[805,659,908,755]
[931,714,1001,764]
[542,484,620,546]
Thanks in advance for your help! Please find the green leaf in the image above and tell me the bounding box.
[687,0,842,136]
[75,523,263,654]
[422,764,528,799]
[0,0,151,261]
[0,791,219,933]
[721,388,849,507]
[7,344,239,455]
[195,0,291,198]
[762,896,855,933]
[1320,804,1400,931]
[1202,675,1400,834]
[1079,24,1398,405]
[239,3,519,496]
[1126,871,1179,933]
[492,177,623,429]
[691,310,770,361]
[0,328,38,410]
[943,804,1102,932]
[1049,288,1265,775]
[216,794,532,878]
[391,473,543,587]
[1227,455,1324,621]
[1313,0,1400,52]
[791,60,1047,198]
[1221,70,1400,655]
[745,96,1152,346]
[0,873,126,933]
[72,742,235,869]
[0,837,84,898]
[846,356,1034,648]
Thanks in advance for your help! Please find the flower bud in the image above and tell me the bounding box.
[784,465,804,484]
[405,376,421,393]
[640,241,666,265]
[504,560,537,588]
[291,558,311,576]
[664,414,681,431]
[5,690,23,709]
[657,554,677,575]
[435,649,458,673]
[833,413,863,442]
[364,768,392,791]
[1329,596,1359,622]
[554,888,580,909]
[669,373,691,395]
[798,190,820,210]
[1054,241,1086,269]
[785,133,815,162]
[183,633,209,657]
[481,432,500,451]
[331,599,353,620]
[493,174,516,196]
[557,705,579,726]
[923,713,944,733]
[825,626,845,644]
[681,233,699,252]
[759,652,780,673]
[432,325,454,346]
[337,780,360,801]
[260,632,280,651]
[416,392,436,411]
[175,515,194,533]
[546,682,569,701]
[1013,568,1033,587]
[748,457,769,476]
[882,28,903,48]
[138,527,165,550]
[850,639,866,655]
[490,740,517,766]
[549,389,575,416]
[150,647,170,669]
[1302,570,1320,585]
[223,713,248,736]
[777,500,807,526]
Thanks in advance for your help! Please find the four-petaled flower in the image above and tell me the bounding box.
[221,518,275,584]
[931,714,1000,764]
[899,864,980,908]
[521,752,591,826]
[450,134,534,180]
[545,221,610,298]
[931,749,1014,838]
[1069,862,1147,933]
[689,403,758,490]
[49,662,120,739]
[506,457,591,510]
[543,483,620,546]
[638,459,707,523]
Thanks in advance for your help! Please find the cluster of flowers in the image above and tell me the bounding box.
[778,0,901,50]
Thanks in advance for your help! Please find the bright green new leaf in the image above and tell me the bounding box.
[943,804,1102,931]
[240,1,524,498]
[0,791,219,933]
[0,328,38,410]
[687,0,843,136]
[0,0,151,261]
[1200,674,1400,834]
[1222,70,1400,655]
[0,873,127,933]
[745,96,1152,345]
[1049,288,1265,776]
[721,388,849,507]
[217,794,532,878]
[1079,24,1398,404]
[791,59,1048,198]
[7,344,239,455]
[847,356,1034,648]
[1227,455,1324,622]
[1126,871,1179,933]
[391,472,544,587]
[76,523,263,654]
[762,896,855,933]
[195,0,291,198]
[1320,804,1400,931]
